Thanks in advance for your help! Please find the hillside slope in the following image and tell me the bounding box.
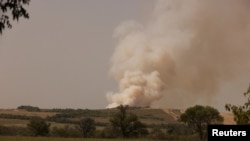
[0,107,235,127]
[163,108,235,125]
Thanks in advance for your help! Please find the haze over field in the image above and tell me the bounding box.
[0,0,250,112]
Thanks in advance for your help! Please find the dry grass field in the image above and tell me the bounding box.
[0,107,235,141]
[0,107,235,127]
[0,109,57,118]
[220,112,235,124]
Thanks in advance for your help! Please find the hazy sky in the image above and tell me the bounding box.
[0,0,249,112]
[0,0,152,109]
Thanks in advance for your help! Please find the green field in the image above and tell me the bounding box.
[0,136,152,141]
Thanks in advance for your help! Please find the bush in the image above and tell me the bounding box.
[50,125,81,138]
[75,117,96,138]
[0,125,30,136]
[27,119,51,136]
[149,127,166,140]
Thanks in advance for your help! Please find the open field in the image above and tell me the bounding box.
[0,118,29,127]
[0,136,152,141]
[0,107,235,127]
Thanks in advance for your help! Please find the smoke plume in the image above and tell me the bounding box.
[106,0,250,108]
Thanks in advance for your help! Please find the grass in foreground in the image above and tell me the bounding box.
[0,136,153,141]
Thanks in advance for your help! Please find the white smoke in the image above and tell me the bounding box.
[106,71,165,108]
[106,0,250,108]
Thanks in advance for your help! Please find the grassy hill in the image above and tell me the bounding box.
[0,107,235,128]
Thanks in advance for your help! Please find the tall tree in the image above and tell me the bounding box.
[179,105,223,141]
[225,84,250,124]
[109,105,148,138]
[0,0,30,34]
[75,117,96,138]
[27,119,51,136]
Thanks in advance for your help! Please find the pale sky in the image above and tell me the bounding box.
[0,0,249,112]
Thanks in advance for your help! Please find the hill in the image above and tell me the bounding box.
[0,107,235,128]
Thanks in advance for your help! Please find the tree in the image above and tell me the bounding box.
[51,125,81,138]
[179,105,223,141]
[0,0,30,34]
[17,105,40,112]
[27,119,51,136]
[109,105,148,138]
[225,84,250,124]
[75,117,96,138]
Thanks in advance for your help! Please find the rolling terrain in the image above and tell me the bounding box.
[0,107,235,128]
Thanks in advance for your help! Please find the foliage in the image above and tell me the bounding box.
[0,0,30,34]
[17,105,41,112]
[45,108,174,127]
[0,125,29,136]
[149,127,166,140]
[179,105,223,141]
[27,119,51,136]
[0,113,41,120]
[50,125,81,138]
[0,136,156,141]
[75,117,96,138]
[165,123,194,135]
[46,109,107,124]
[225,84,250,124]
[1,106,225,140]
[164,124,200,141]
[101,124,120,138]
[109,105,148,138]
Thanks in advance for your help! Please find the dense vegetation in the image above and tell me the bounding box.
[225,84,250,124]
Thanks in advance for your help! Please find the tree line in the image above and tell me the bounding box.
[1,86,249,141]
[0,85,249,141]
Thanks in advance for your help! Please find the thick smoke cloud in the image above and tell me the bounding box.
[106,0,250,108]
